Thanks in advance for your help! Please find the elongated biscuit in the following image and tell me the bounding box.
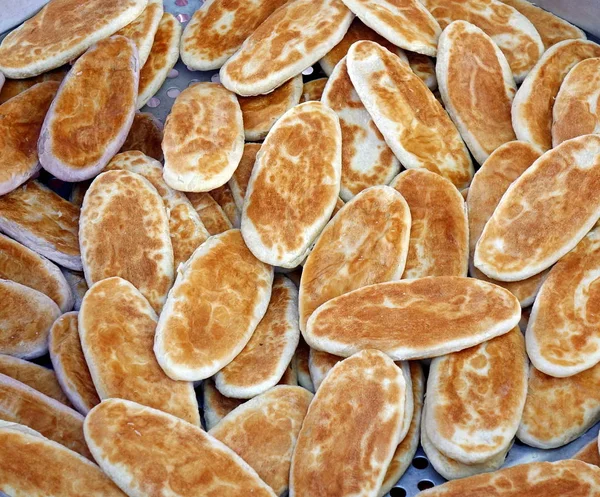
[116,0,163,67]
[203,378,244,431]
[186,192,233,235]
[210,183,241,228]
[229,143,260,210]
[120,111,163,161]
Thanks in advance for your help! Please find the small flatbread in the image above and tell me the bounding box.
[0,280,60,359]
[527,228,600,377]
[120,112,164,161]
[574,439,600,467]
[211,183,241,228]
[60,269,88,311]
[518,363,600,448]
[229,143,260,210]
[512,39,600,151]
[339,0,441,56]
[390,168,468,279]
[305,277,520,360]
[467,140,545,306]
[215,275,300,399]
[241,101,342,268]
[220,0,354,96]
[421,0,543,83]
[38,36,139,182]
[426,328,527,464]
[180,0,288,71]
[0,354,70,406]
[294,337,315,392]
[419,460,600,496]
[163,82,243,192]
[501,0,586,49]
[203,378,244,431]
[80,277,199,425]
[186,192,233,235]
[437,20,516,165]
[290,349,405,497]
[0,232,73,312]
[105,151,209,267]
[406,51,437,90]
[299,186,410,331]
[239,74,303,141]
[0,424,127,497]
[154,229,273,381]
[80,170,174,313]
[347,40,473,189]
[0,81,59,195]
[0,0,147,78]
[319,18,408,76]
[322,58,400,200]
[474,134,600,281]
[0,68,66,105]
[85,398,277,496]
[0,373,90,458]
[49,312,100,415]
[309,349,342,390]
[0,180,81,270]
[116,0,163,67]
[137,13,182,109]
[552,58,600,146]
[279,362,298,386]
[300,78,328,102]
[210,386,313,495]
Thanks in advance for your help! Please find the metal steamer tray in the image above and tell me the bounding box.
[2,0,600,496]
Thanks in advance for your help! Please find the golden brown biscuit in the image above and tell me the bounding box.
[210,386,313,495]
[120,111,164,161]
[391,169,468,279]
[84,398,277,496]
[0,68,66,105]
[305,277,520,360]
[154,230,273,381]
[300,78,329,102]
[163,82,244,192]
[347,40,473,189]
[299,186,410,331]
[574,439,600,468]
[48,312,100,415]
[181,0,289,71]
[0,0,147,78]
[203,378,244,431]
[115,0,163,66]
[80,170,174,313]
[80,277,200,425]
[211,183,241,228]
[38,36,139,182]
[229,143,260,210]
[474,135,600,281]
[406,51,437,90]
[215,275,300,398]
[290,350,405,497]
[278,362,298,386]
[186,192,233,235]
[0,81,59,195]
[241,101,342,268]
[308,349,342,390]
[220,0,353,96]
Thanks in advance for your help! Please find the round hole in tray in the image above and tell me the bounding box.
[175,0,188,5]
[211,73,221,83]
[167,87,181,98]
[390,487,407,497]
[167,68,179,78]
[176,13,190,23]
[188,79,200,87]
[417,480,435,491]
[302,66,314,76]
[146,97,161,108]
[412,456,429,470]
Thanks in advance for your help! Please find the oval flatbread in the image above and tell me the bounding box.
[305,277,520,360]
[474,134,600,281]
[299,186,410,331]
[300,78,328,102]
[0,180,81,270]
[0,232,73,312]
[220,0,353,96]
[120,111,164,161]
[84,398,277,497]
[155,229,273,381]
[553,58,600,146]
[0,68,66,105]
[137,12,182,109]
[181,0,288,71]
[0,423,127,497]
[391,169,468,279]
[210,386,313,496]
[80,169,174,313]
[186,192,233,235]
[38,36,138,182]
[203,378,244,431]
[308,349,342,390]
[347,40,473,189]
[215,275,300,399]
[0,81,59,196]
[0,280,60,359]
[210,184,241,228]
[512,39,600,151]
[425,328,527,464]
[437,21,517,164]
[574,440,600,467]
[163,82,243,192]
[229,143,260,210]
[49,312,100,415]
[339,0,441,56]
[115,0,163,67]
[527,228,600,378]
[0,0,147,78]
[407,51,437,90]
[322,58,400,200]
[421,0,543,83]
[242,101,342,268]
[290,349,405,497]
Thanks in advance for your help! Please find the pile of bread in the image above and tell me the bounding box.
[1,0,600,495]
